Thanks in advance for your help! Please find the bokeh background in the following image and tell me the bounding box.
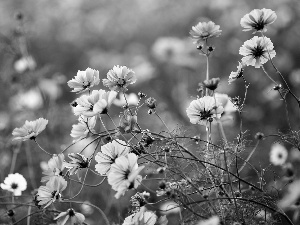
[1,0,300,224]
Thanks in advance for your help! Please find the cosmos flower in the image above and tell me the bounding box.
[103,65,136,92]
[240,8,277,33]
[190,21,222,44]
[229,62,244,84]
[123,207,157,225]
[41,154,65,182]
[119,109,140,134]
[12,118,48,141]
[95,139,130,176]
[186,96,224,125]
[14,55,36,73]
[278,180,300,209]
[270,143,288,166]
[196,216,220,225]
[107,153,144,199]
[67,68,100,93]
[64,153,89,175]
[37,176,67,208]
[0,173,27,196]
[70,116,96,142]
[73,90,117,116]
[55,208,85,225]
[239,36,276,68]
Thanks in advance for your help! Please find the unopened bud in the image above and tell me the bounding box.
[255,132,265,140]
[138,92,147,98]
[7,210,15,217]
[159,181,166,189]
[197,45,203,50]
[202,77,220,91]
[207,46,214,52]
[145,97,157,109]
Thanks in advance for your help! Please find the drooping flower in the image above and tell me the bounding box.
[55,208,85,225]
[12,118,48,141]
[119,109,140,134]
[239,36,276,68]
[240,8,277,33]
[196,216,220,225]
[107,153,144,199]
[0,173,27,196]
[67,68,100,93]
[73,90,117,116]
[186,96,224,125]
[95,139,130,176]
[41,154,65,182]
[123,207,157,225]
[190,21,222,44]
[37,176,67,208]
[270,143,288,166]
[70,116,96,142]
[229,62,244,84]
[64,153,89,175]
[103,65,136,92]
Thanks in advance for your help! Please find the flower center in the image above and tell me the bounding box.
[11,183,18,189]
[82,81,91,89]
[117,78,126,87]
[200,110,213,120]
[68,208,75,217]
[252,45,265,58]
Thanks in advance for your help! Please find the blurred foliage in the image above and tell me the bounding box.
[1,0,300,224]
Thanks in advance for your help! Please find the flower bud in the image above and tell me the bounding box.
[138,92,147,98]
[207,46,215,52]
[145,97,157,109]
[202,78,220,91]
[7,210,15,217]
[159,181,166,189]
[197,45,203,50]
[255,132,265,140]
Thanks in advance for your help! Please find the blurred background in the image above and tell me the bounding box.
[1,0,300,224]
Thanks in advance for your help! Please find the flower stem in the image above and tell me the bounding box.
[34,140,52,156]
[261,65,278,85]
[205,55,210,96]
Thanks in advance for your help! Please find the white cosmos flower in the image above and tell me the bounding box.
[1,173,27,196]
[95,139,130,176]
[12,118,48,141]
[67,68,100,93]
[239,36,276,68]
[41,154,65,182]
[240,8,277,33]
[37,176,67,208]
[270,143,288,166]
[54,208,85,225]
[190,21,222,44]
[103,65,136,92]
[123,207,157,225]
[186,96,224,126]
[107,153,144,199]
[64,153,89,175]
[73,90,117,117]
[70,116,96,142]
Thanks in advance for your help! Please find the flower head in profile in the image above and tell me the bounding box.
[229,62,244,84]
[37,176,67,208]
[240,8,277,33]
[186,96,224,125]
[70,116,96,142]
[197,215,220,225]
[190,21,222,44]
[270,143,288,166]
[239,36,276,68]
[64,153,89,175]
[95,139,130,176]
[108,153,144,199]
[103,65,136,92]
[1,173,27,196]
[12,118,48,141]
[73,90,117,116]
[41,154,65,182]
[67,68,100,93]
[123,207,157,225]
[55,208,85,225]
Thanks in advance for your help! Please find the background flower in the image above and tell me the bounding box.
[12,118,48,141]
[0,173,27,196]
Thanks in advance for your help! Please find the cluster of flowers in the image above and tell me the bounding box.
[3,6,299,225]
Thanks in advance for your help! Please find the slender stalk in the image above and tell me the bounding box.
[238,140,260,173]
[261,65,278,85]
[34,140,52,156]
